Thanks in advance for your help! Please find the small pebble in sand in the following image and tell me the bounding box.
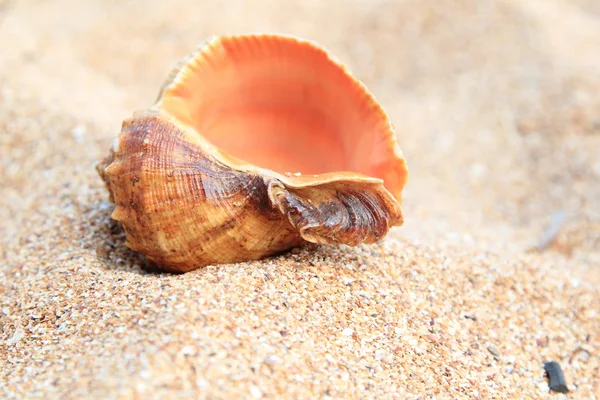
[487,345,500,358]
[544,361,569,394]
[7,328,24,346]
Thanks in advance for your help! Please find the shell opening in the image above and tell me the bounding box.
[157,34,407,202]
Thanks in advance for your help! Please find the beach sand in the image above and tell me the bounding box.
[1,0,599,398]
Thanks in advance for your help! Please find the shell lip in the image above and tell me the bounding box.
[149,107,395,190]
[157,33,349,101]
[212,140,406,209]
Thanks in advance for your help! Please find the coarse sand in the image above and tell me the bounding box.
[1,0,599,398]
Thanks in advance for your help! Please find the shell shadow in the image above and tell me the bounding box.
[90,200,160,275]
[88,198,312,275]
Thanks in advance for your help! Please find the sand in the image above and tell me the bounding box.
[1,0,599,398]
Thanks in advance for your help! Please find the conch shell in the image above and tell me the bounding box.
[97,34,408,273]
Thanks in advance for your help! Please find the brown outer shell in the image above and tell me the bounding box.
[97,34,408,273]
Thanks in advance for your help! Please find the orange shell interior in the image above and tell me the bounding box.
[156,34,407,202]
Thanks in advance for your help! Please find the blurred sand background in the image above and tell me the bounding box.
[1,0,599,398]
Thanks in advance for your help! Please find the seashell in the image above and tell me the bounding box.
[97,34,408,273]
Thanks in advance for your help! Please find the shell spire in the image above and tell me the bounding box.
[97,34,408,272]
